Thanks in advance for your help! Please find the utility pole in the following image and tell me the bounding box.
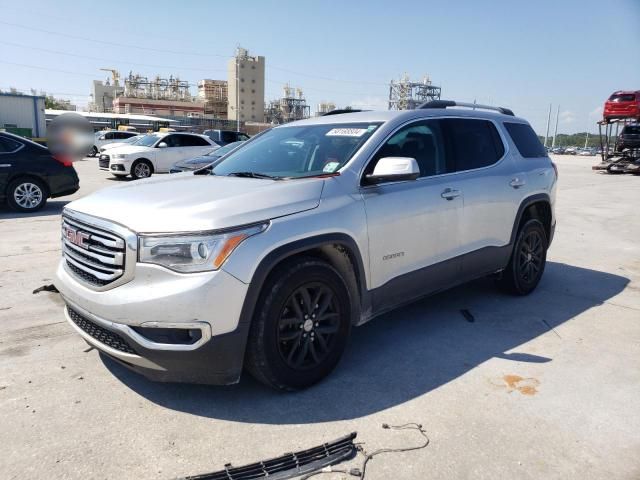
[544,103,552,147]
[552,105,560,148]
[584,132,589,148]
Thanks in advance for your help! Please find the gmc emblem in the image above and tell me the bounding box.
[63,225,90,249]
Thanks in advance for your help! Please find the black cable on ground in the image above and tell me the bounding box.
[299,422,430,479]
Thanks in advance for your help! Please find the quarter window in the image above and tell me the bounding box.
[0,136,22,153]
[504,122,546,158]
[442,118,504,171]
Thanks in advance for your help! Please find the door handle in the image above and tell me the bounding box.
[441,188,460,200]
[509,178,526,189]
[0,164,12,168]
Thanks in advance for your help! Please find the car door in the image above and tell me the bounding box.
[440,117,522,276]
[0,135,24,195]
[360,119,463,310]
[153,134,183,172]
[182,135,215,159]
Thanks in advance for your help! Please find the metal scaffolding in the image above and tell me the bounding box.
[123,72,192,101]
[264,84,311,124]
[388,74,441,110]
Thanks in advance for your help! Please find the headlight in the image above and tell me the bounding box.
[139,223,268,273]
[112,154,126,159]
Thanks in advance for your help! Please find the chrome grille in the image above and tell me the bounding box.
[62,215,126,288]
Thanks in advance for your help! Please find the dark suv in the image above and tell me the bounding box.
[616,125,640,152]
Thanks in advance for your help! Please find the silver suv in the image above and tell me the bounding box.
[55,101,557,391]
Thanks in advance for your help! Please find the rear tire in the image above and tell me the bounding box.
[131,159,153,180]
[245,257,352,391]
[6,177,48,212]
[498,219,547,295]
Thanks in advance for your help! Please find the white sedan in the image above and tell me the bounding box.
[99,132,217,179]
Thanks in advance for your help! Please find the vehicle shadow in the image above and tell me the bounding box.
[104,261,629,424]
[0,200,70,219]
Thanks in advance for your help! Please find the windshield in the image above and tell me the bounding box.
[206,141,243,157]
[135,134,161,147]
[125,135,142,144]
[212,123,380,178]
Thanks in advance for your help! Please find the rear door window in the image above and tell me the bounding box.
[181,135,210,147]
[442,118,505,171]
[504,122,547,158]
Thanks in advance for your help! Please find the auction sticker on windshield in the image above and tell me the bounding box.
[326,128,369,137]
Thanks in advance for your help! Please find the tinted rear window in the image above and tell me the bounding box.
[0,136,23,153]
[623,126,640,135]
[442,118,505,171]
[609,94,636,102]
[504,122,547,158]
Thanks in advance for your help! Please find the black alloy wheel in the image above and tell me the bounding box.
[245,257,352,391]
[498,219,547,295]
[276,282,341,371]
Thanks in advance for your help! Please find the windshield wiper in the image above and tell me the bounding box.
[226,171,281,180]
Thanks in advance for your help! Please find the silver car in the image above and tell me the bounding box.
[54,101,557,390]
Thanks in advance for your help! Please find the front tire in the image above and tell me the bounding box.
[131,159,153,179]
[499,219,547,295]
[6,177,48,212]
[245,257,352,391]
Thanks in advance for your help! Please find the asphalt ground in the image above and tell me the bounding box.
[1,154,639,479]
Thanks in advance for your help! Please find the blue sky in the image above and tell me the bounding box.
[1,0,638,134]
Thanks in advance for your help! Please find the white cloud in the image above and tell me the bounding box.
[589,106,603,119]
[559,110,576,125]
[348,96,388,110]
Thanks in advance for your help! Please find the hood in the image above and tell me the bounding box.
[66,174,325,233]
[107,145,153,155]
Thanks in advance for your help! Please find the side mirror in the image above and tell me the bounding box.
[365,157,420,184]
[157,142,168,148]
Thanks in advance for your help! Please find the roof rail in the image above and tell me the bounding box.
[418,100,514,116]
[322,109,366,116]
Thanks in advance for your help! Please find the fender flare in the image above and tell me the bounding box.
[230,233,368,366]
[509,193,552,245]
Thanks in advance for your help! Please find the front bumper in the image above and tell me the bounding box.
[55,260,251,384]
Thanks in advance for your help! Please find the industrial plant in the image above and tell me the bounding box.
[3,45,444,136]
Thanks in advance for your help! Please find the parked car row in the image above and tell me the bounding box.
[98,132,218,179]
[549,146,599,156]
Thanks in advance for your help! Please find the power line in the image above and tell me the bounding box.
[0,20,392,88]
[0,60,99,78]
[0,20,230,58]
[0,40,227,74]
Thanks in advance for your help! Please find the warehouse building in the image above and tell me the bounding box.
[0,92,46,138]
[228,47,265,122]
